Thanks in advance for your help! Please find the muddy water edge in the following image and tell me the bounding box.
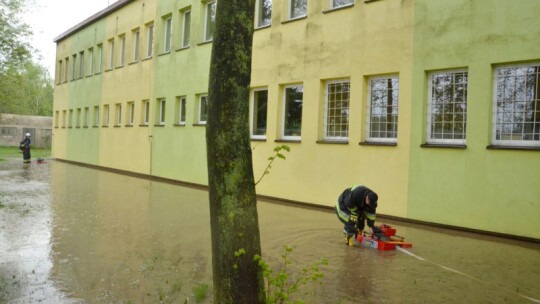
[0,160,539,303]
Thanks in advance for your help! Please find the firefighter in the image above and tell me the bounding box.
[335,185,380,246]
[20,133,31,163]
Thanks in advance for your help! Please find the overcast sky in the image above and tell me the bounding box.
[24,0,118,76]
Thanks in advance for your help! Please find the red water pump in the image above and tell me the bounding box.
[356,224,413,251]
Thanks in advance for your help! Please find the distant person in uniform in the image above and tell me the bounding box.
[335,185,381,246]
[20,133,31,163]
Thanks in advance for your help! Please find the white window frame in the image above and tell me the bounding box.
[132,29,140,62]
[492,63,540,147]
[281,84,303,140]
[181,10,191,48]
[119,34,126,66]
[127,102,135,126]
[142,100,150,125]
[163,16,172,53]
[427,69,468,145]
[116,103,122,126]
[204,1,216,42]
[330,0,354,9]
[108,38,115,70]
[158,98,166,125]
[255,0,272,28]
[146,23,154,58]
[324,79,350,141]
[88,47,94,76]
[366,76,399,143]
[250,88,268,139]
[198,95,209,124]
[97,44,103,73]
[177,96,187,125]
[289,0,307,20]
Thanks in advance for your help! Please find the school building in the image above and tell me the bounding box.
[52,0,540,240]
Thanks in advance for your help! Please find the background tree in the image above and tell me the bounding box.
[205,0,264,302]
[0,0,53,116]
[0,61,53,115]
[0,0,33,74]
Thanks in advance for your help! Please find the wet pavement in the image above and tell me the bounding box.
[0,159,539,303]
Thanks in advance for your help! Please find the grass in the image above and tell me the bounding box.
[193,283,209,303]
[0,146,51,162]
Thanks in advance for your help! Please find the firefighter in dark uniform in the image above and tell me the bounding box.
[335,185,380,246]
[20,133,31,163]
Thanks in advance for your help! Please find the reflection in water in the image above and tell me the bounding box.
[0,160,539,303]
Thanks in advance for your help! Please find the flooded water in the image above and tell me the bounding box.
[1,159,539,304]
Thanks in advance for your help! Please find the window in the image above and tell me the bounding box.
[108,38,115,69]
[132,29,140,62]
[204,1,216,42]
[331,0,354,9]
[198,95,209,124]
[76,108,81,127]
[115,103,122,126]
[119,34,126,66]
[251,88,268,138]
[68,109,73,127]
[146,23,154,58]
[97,44,103,73]
[158,98,166,125]
[289,0,307,19]
[57,61,63,84]
[324,80,350,140]
[367,76,399,142]
[493,64,540,147]
[64,57,69,82]
[127,102,135,126]
[256,0,272,27]
[103,105,110,127]
[54,111,59,128]
[79,51,85,78]
[62,110,66,128]
[163,16,172,53]
[142,100,150,125]
[72,54,77,80]
[84,107,89,127]
[93,106,100,127]
[427,70,468,144]
[282,85,303,138]
[181,10,191,48]
[176,96,187,125]
[88,48,94,75]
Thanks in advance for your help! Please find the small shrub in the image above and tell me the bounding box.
[193,283,209,303]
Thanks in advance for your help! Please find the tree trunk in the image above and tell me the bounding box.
[205,0,264,303]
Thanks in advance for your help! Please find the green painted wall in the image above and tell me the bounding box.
[408,0,540,238]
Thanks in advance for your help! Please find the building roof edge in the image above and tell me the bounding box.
[53,0,134,43]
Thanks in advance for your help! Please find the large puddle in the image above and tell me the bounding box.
[1,160,539,303]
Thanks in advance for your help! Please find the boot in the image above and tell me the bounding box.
[344,233,355,246]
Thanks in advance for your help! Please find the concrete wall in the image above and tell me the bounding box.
[0,113,52,148]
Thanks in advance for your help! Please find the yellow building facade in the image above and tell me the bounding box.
[53,0,540,240]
